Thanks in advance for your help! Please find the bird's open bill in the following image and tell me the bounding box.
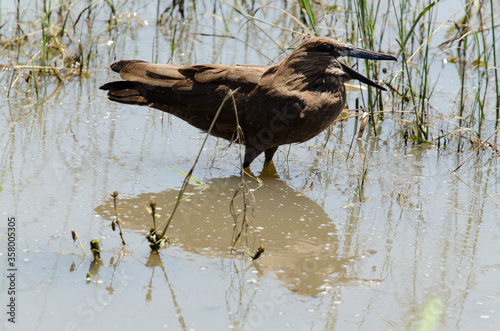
[338,44,397,91]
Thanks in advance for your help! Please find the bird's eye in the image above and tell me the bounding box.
[323,44,332,52]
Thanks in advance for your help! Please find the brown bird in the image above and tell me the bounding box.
[100,37,396,168]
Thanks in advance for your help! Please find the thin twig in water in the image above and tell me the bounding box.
[159,88,240,239]
[110,191,126,245]
[452,126,500,174]
[227,89,257,251]
[71,230,87,258]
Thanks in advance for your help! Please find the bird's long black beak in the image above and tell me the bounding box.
[338,44,397,91]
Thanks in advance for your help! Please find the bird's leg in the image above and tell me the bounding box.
[243,145,265,169]
[264,146,278,163]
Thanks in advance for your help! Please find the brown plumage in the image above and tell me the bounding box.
[100,37,396,168]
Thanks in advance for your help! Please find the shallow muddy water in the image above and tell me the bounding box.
[1,0,500,330]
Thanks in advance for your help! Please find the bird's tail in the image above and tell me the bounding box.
[99,81,151,106]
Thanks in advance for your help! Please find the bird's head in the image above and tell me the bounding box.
[277,37,397,91]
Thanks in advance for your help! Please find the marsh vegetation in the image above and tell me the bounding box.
[1,0,499,329]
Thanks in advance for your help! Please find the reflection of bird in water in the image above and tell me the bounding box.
[101,37,396,168]
[94,169,375,296]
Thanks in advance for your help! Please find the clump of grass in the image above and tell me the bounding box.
[391,0,440,144]
[87,239,103,281]
[328,0,498,157]
[1,0,142,96]
[146,200,168,253]
[433,1,499,152]
[90,238,101,260]
[351,0,390,126]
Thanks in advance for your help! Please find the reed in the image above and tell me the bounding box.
[357,155,368,202]
[71,230,87,258]
[147,200,167,252]
[3,0,498,146]
[110,191,126,246]
[2,0,142,95]
[352,0,388,128]
[298,0,317,34]
[490,0,500,127]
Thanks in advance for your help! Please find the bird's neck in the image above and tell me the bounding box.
[262,54,346,93]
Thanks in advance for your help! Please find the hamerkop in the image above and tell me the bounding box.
[100,37,396,168]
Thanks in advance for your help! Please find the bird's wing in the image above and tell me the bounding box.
[100,61,268,135]
[177,64,266,86]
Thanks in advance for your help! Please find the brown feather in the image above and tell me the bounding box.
[100,37,396,167]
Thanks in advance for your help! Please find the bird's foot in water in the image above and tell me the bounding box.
[242,160,278,179]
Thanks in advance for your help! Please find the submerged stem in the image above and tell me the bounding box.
[159,88,240,239]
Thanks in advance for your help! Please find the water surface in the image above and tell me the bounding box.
[1,1,499,330]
